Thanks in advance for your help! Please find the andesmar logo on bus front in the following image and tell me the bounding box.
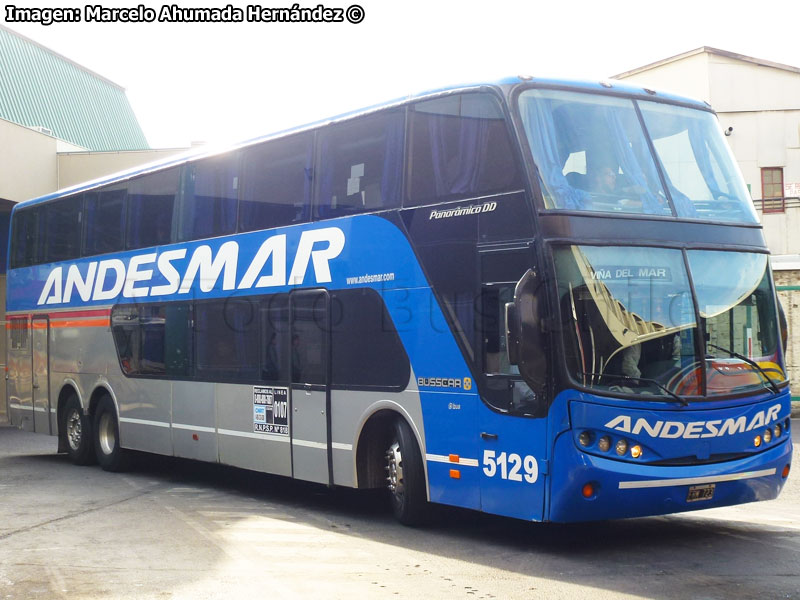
[604,404,782,439]
[36,227,345,306]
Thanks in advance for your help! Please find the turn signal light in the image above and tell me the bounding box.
[582,483,595,498]
[630,445,643,459]
[782,465,791,478]
[754,435,762,448]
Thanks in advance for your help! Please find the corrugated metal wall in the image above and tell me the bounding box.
[0,26,149,151]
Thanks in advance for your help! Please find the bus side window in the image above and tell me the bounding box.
[179,152,239,242]
[239,133,312,232]
[195,298,260,381]
[9,317,29,350]
[261,294,290,383]
[290,293,328,385]
[10,207,41,268]
[84,185,126,256]
[111,303,192,377]
[112,305,140,375]
[406,92,522,207]
[43,194,83,263]
[330,288,410,390]
[316,110,404,219]
[481,284,516,376]
[127,168,180,250]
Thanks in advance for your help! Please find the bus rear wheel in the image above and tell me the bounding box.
[62,394,96,466]
[93,395,130,472]
[385,419,428,526]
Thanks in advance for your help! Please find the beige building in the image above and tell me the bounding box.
[614,47,800,396]
[0,25,188,422]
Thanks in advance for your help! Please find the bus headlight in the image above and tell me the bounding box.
[763,428,772,444]
[578,431,594,447]
[774,423,782,438]
[615,439,628,456]
[597,436,611,452]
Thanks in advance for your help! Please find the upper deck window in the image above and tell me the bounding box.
[407,93,522,206]
[239,133,312,231]
[43,195,83,263]
[316,110,403,219]
[179,152,239,241]
[127,168,180,250]
[638,102,758,223]
[85,185,126,256]
[517,89,758,223]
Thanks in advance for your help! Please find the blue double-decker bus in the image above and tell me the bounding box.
[5,77,792,524]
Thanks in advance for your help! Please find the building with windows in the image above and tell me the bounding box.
[614,47,800,396]
[0,25,187,422]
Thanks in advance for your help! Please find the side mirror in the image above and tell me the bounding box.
[505,268,547,391]
[778,299,788,353]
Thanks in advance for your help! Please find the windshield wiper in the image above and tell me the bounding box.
[706,343,780,394]
[580,372,689,406]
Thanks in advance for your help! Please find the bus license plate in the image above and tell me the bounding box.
[686,484,715,502]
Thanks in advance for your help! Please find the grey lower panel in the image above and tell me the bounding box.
[217,383,292,477]
[172,381,217,463]
[114,376,173,455]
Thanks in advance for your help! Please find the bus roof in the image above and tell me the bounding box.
[14,76,709,210]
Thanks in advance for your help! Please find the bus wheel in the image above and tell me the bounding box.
[93,395,130,472]
[62,394,96,466]
[385,419,428,526]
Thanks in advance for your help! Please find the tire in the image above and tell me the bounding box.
[385,419,428,526]
[61,394,96,465]
[93,395,130,472]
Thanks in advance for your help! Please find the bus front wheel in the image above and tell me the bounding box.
[385,419,428,526]
[61,394,96,466]
[93,395,130,472]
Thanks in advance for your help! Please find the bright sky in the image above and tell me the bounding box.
[5,0,800,148]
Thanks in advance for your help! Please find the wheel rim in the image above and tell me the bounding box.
[66,409,82,451]
[385,441,404,500]
[97,411,116,456]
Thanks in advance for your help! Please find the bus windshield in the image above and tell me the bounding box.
[517,89,758,223]
[553,246,786,398]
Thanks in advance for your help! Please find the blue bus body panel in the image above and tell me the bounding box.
[7,214,489,511]
[547,389,793,522]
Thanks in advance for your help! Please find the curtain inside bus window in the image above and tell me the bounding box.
[517,90,669,215]
[84,186,126,256]
[316,110,403,219]
[180,152,239,241]
[639,102,757,223]
[127,168,179,250]
[239,133,312,231]
[44,195,83,262]
[407,93,521,206]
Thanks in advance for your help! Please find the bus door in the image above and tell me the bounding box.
[477,245,547,521]
[289,290,332,485]
[31,315,52,434]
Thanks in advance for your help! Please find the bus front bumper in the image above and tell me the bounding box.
[547,433,792,522]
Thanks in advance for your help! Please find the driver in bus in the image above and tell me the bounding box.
[588,164,618,195]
